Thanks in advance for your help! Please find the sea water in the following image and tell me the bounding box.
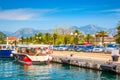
[0,58,120,80]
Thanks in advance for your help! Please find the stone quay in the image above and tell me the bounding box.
[50,51,120,74]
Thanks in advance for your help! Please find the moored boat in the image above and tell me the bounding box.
[12,44,53,65]
[100,64,116,73]
[0,44,15,58]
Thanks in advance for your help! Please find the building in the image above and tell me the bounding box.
[4,36,18,44]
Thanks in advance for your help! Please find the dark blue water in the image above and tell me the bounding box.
[0,58,120,80]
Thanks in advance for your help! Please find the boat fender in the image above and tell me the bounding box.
[10,54,13,57]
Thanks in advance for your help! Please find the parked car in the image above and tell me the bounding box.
[92,46,105,53]
[58,45,68,51]
[74,45,85,52]
[83,45,94,52]
[104,44,119,53]
[67,45,74,51]
[53,46,59,50]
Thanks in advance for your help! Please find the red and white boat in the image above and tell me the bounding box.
[12,44,53,65]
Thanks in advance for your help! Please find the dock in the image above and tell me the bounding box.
[51,51,120,74]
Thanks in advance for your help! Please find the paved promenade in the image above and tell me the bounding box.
[51,51,120,62]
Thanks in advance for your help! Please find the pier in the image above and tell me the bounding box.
[51,51,120,74]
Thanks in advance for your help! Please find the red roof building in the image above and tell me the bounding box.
[4,36,18,44]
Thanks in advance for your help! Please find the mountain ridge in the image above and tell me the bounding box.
[1,25,117,38]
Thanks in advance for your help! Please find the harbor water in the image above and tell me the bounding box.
[0,58,120,80]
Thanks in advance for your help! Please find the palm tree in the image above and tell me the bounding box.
[21,36,24,44]
[72,29,82,44]
[44,33,50,44]
[98,31,107,45]
[53,33,57,45]
[64,36,68,44]
[85,34,92,43]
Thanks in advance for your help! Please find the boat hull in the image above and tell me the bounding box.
[13,53,52,65]
[0,50,13,58]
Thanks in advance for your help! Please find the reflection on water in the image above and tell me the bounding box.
[0,58,120,80]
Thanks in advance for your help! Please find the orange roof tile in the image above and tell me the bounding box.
[5,36,18,41]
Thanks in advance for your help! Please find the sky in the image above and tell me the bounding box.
[0,0,120,32]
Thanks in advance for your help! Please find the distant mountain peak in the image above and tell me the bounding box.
[0,24,117,38]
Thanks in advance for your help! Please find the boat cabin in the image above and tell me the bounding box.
[0,44,15,50]
[16,44,52,56]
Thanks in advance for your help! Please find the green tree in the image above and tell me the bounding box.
[44,33,51,44]
[98,31,107,45]
[64,36,68,44]
[115,25,120,44]
[21,36,24,44]
[72,30,82,44]
[53,33,57,45]
[85,34,93,43]
[0,31,6,43]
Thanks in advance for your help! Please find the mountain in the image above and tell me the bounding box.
[107,28,117,36]
[0,31,6,39]
[72,24,117,35]
[1,24,117,38]
[11,28,52,38]
[2,31,13,36]
[12,28,39,38]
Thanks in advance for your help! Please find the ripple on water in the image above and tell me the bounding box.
[0,58,120,80]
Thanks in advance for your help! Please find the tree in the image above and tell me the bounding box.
[0,31,6,43]
[44,33,51,44]
[85,34,93,43]
[98,31,107,45]
[117,25,120,34]
[21,36,24,44]
[64,36,68,44]
[72,30,82,44]
[53,33,57,45]
[115,25,120,44]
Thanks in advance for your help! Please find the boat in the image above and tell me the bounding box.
[0,44,15,58]
[12,44,53,65]
[100,64,116,72]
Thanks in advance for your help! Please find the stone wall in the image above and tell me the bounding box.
[51,55,120,74]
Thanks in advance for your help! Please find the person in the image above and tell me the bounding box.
[35,47,42,56]
[42,47,46,54]
[45,47,49,54]
[111,48,119,61]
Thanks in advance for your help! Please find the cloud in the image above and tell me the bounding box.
[100,8,120,13]
[99,8,120,16]
[54,8,84,12]
[0,8,56,20]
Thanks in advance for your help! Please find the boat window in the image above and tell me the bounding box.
[3,46,6,49]
[11,46,15,50]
